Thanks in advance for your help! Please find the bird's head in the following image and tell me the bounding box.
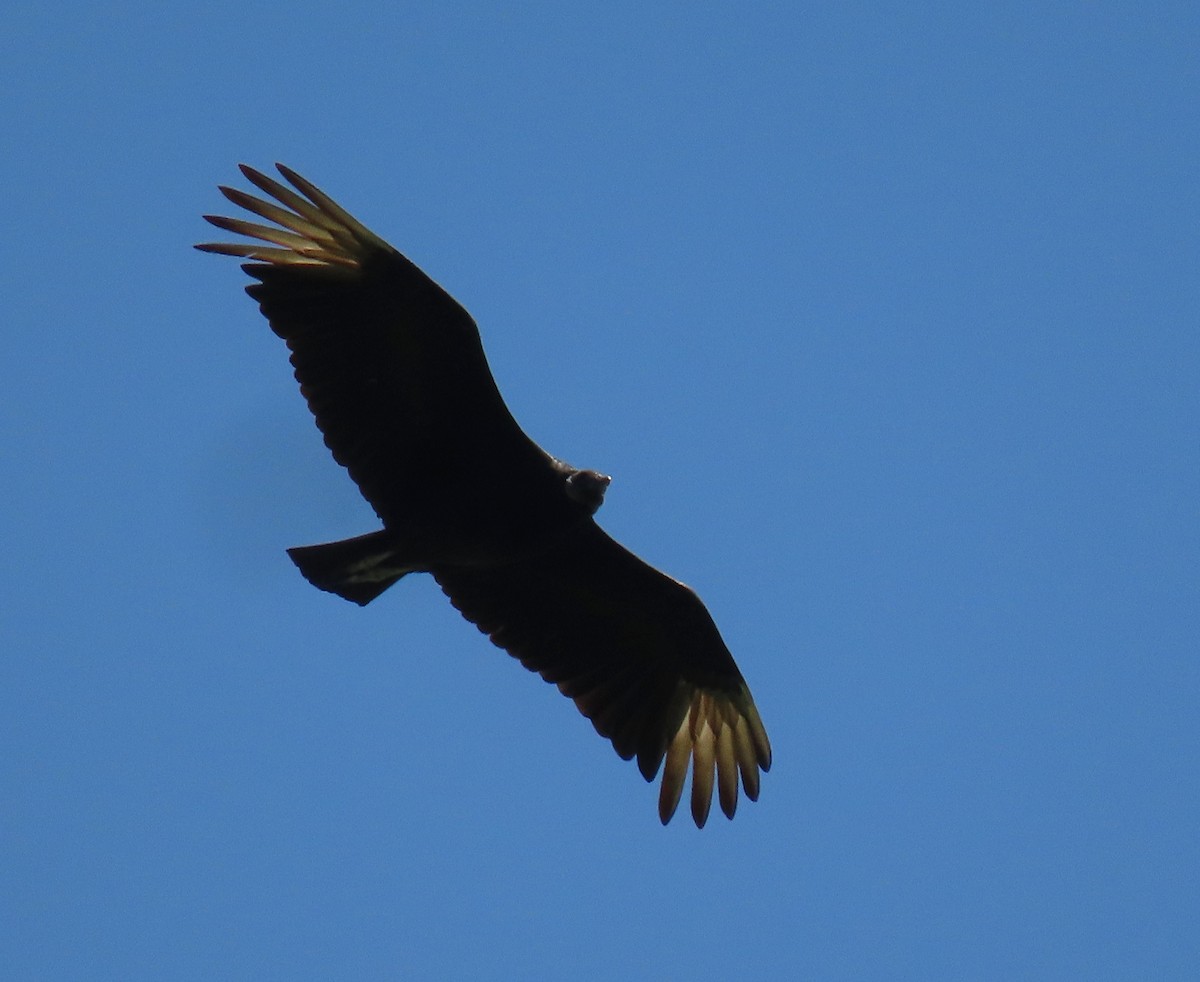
[565,468,612,515]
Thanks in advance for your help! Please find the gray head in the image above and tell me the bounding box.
[565,468,612,515]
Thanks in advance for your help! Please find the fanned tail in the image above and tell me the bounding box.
[287,529,420,606]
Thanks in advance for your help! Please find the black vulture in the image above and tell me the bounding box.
[197,165,771,826]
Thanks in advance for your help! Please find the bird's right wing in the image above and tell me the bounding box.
[197,164,548,526]
[434,521,771,827]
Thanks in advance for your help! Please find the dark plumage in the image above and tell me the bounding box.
[197,164,771,826]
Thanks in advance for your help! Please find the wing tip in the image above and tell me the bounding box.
[198,163,385,271]
[652,686,770,828]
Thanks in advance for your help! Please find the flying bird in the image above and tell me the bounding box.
[197,164,771,826]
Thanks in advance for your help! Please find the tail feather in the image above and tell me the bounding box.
[287,529,419,606]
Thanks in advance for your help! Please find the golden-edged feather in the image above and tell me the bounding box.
[196,163,389,268]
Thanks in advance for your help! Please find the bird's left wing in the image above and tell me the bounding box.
[434,521,771,827]
[196,164,550,527]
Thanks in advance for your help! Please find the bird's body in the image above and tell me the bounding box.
[198,165,770,826]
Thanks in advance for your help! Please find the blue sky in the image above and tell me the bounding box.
[3,2,1197,978]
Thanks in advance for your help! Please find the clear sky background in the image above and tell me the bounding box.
[3,3,1197,979]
